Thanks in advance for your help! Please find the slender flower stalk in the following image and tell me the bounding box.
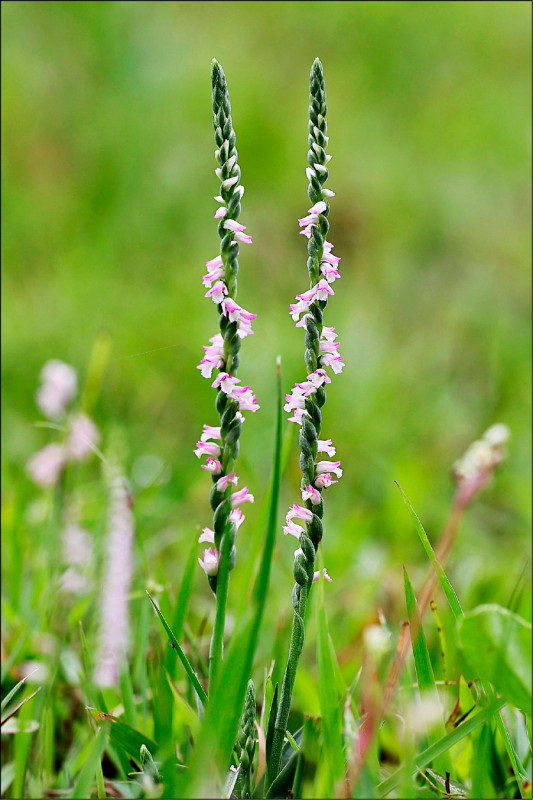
[194,59,259,691]
[268,58,343,786]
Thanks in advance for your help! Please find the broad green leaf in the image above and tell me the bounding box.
[88,708,158,760]
[377,697,506,797]
[457,604,532,715]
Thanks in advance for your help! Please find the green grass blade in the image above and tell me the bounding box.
[146,591,207,706]
[403,567,451,777]
[396,482,462,618]
[1,669,39,714]
[377,697,506,797]
[71,724,109,800]
[316,558,344,794]
[88,708,158,760]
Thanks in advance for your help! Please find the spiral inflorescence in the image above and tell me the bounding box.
[195,61,259,594]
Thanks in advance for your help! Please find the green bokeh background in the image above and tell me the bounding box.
[2,0,531,696]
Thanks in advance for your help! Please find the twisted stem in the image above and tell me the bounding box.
[208,59,245,690]
[267,58,332,786]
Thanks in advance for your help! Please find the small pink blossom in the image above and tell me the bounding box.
[198,547,219,576]
[66,414,100,461]
[199,527,215,544]
[315,279,335,301]
[27,444,66,487]
[302,484,321,504]
[229,508,245,530]
[214,207,227,219]
[321,326,338,342]
[321,263,341,283]
[286,503,313,524]
[287,407,309,425]
[222,299,257,334]
[201,457,222,475]
[205,255,224,269]
[197,334,225,378]
[318,439,336,457]
[308,201,327,215]
[234,231,253,244]
[296,286,318,303]
[290,299,313,321]
[36,360,78,420]
[316,460,343,478]
[216,472,239,491]
[194,441,221,458]
[320,352,345,374]
[223,219,247,233]
[200,425,222,442]
[315,472,338,489]
[283,519,305,539]
[313,568,332,583]
[230,486,254,508]
[204,280,228,304]
[212,372,241,394]
[307,368,331,388]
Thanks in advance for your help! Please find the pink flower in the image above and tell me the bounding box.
[199,528,215,544]
[66,414,100,461]
[315,279,335,301]
[230,487,254,507]
[284,387,308,413]
[197,334,225,378]
[290,299,313,321]
[233,385,260,412]
[235,231,253,244]
[321,263,341,283]
[212,372,241,394]
[221,300,257,336]
[200,425,222,442]
[286,503,313,524]
[198,547,219,576]
[321,326,337,342]
[283,519,305,539]
[307,368,331,388]
[223,219,247,233]
[229,508,245,530]
[201,457,222,475]
[313,568,332,583]
[36,360,78,420]
[316,460,343,478]
[202,256,225,287]
[214,207,227,219]
[319,340,340,355]
[309,201,327,215]
[287,407,309,425]
[296,286,318,303]
[204,280,228,304]
[194,441,221,458]
[216,472,239,491]
[302,484,321,505]
[315,472,338,489]
[27,444,66,487]
[320,352,345,374]
[318,439,336,457]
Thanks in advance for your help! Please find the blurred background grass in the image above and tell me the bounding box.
[1,0,531,702]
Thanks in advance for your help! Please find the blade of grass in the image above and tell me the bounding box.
[146,591,207,706]
[316,554,344,795]
[71,724,109,800]
[377,697,506,797]
[396,482,462,618]
[403,568,451,777]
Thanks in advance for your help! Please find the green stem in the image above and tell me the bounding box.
[208,526,233,691]
[267,579,312,785]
